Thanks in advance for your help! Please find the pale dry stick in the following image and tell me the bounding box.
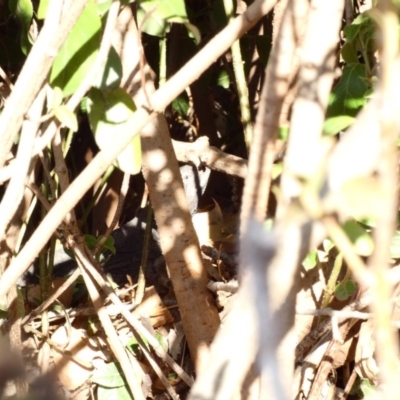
[295,265,400,362]
[244,220,287,400]
[67,0,121,112]
[172,137,248,178]
[297,307,372,320]
[24,325,93,369]
[322,215,371,286]
[0,88,46,243]
[279,0,345,202]
[240,0,307,228]
[72,252,195,387]
[237,0,309,397]
[0,0,275,305]
[223,0,253,147]
[138,336,180,400]
[0,0,87,170]
[22,269,81,325]
[5,0,122,179]
[368,2,400,396]
[340,369,358,400]
[0,66,14,89]
[73,244,146,400]
[188,270,261,400]
[53,119,145,396]
[207,280,239,294]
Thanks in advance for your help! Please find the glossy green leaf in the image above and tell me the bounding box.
[327,64,369,118]
[9,0,33,54]
[50,0,101,97]
[92,362,125,387]
[334,280,356,301]
[87,88,142,175]
[53,105,78,132]
[37,0,49,19]
[137,0,190,37]
[323,116,355,136]
[93,46,123,90]
[342,220,373,256]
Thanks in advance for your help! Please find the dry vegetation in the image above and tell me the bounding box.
[0,0,400,399]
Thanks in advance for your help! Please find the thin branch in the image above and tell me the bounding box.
[0,88,46,242]
[0,0,276,309]
[172,137,248,178]
[0,0,87,169]
[73,244,145,400]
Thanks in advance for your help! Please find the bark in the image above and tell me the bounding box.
[112,6,220,372]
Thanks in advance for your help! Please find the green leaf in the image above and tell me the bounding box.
[323,116,355,136]
[87,88,142,175]
[92,362,125,388]
[334,280,356,301]
[216,69,230,89]
[344,13,375,45]
[322,238,335,253]
[80,97,88,114]
[172,95,189,117]
[342,220,374,257]
[327,64,369,118]
[51,87,64,109]
[302,250,317,270]
[96,0,113,17]
[37,0,49,19]
[50,0,101,97]
[137,0,190,37]
[93,46,123,90]
[98,235,116,255]
[278,126,289,141]
[97,385,132,400]
[358,379,376,397]
[127,334,150,355]
[53,105,78,132]
[8,0,33,54]
[84,234,98,250]
[155,332,168,352]
[341,41,358,64]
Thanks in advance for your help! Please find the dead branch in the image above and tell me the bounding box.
[0,0,87,169]
[0,0,276,302]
